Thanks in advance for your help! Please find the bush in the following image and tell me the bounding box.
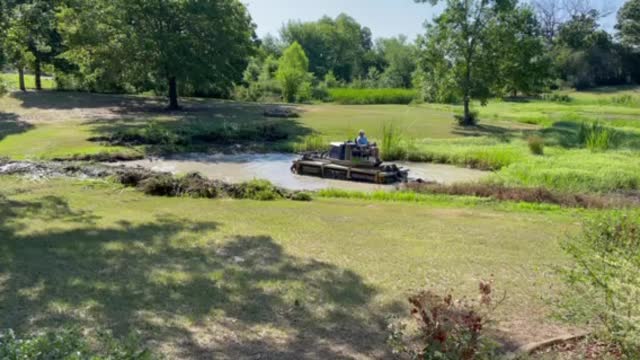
[290,191,312,201]
[542,93,573,103]
[388,280,499,360]
[327,88,417,105]
[527,135,545,155]
[137,173,217,198]
[559,211,640,357]
[454,110,479,126]
[0,80,7,97]
[232,179,283,201]
[0,328,152,360]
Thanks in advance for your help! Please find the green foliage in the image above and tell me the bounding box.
[578,122,617,151]
[277,42,310,103]
[0,328,152,360]
[616,0,640,48]
[559,211,640,357]
[527,135,545,155]
[280,14,373,82]
[289,191,312,201]
[541,93,573,103]
[0,79,7,97]
[327,88,417,104]
[58,0,255,107]
[454,110,479,126]
[388,281,499,360]
[380,122,406,161]
[232,179,283,201]
[415,0,515,122]
[293,134,327,152]
[375,36,417,88]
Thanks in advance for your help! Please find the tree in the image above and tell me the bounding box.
[376,36,417,88]
[276,42,310,103]
[280,14,372,82]
[59,0,255,109]
[415,0,514,125]
[1,1,64,91]
[3,5,36,92]
[616,0,640,48]
[494,5,551,96]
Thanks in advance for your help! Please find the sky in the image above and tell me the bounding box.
[244,0,625,41]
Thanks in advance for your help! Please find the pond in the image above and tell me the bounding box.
[113,153,490,191]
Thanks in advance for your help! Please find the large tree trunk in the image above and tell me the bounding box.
[168,76,179,110]
[18,67,26,92]
[35,59,42,91]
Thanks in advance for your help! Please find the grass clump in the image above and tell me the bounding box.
[527,135,544,155]
[578,122,617,152]
[293,134,326,152]
[380,122,406,161]
[231,179,284,201]
[0,328,153,360]
[559,211,640,357]
[289,191,312,201]
[327,88,417,105]
[138,172,218,198]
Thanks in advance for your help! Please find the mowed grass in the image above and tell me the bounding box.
[0,176,576,357]
[1,73,56,91]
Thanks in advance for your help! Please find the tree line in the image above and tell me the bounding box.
[0,0,639,114]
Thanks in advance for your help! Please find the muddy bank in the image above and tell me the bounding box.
[111,153,490,191]
[0,159,310,201]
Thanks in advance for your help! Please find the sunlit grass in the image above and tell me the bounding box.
[1,73,56,90]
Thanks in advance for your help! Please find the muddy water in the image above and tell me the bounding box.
[114,153,489,191]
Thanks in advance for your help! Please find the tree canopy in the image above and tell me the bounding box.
[617,0,640,48]
[276,42,310,103]
[58,0,256,109]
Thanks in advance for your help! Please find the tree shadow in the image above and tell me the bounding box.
[0,112,33,142]
[541,121,640,150]
[0,194,396,358]
[451,124,523,142]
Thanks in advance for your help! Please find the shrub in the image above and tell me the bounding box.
[232,179,283,201]
[0,80,7,97]
[388,280,500,360]
[380,122,406,161]
[542,93,572,103]
[559,211,640,357]
[527,135,545,155]
[454,110,479,126]
[0,328,152,360]
[327,88,417,105]
[290,191,312,201]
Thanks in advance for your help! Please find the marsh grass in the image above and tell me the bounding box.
[328,88,417,105]
[528,135,545,155]
[380,122,406,161]
[578,122,617,152]
[293,134,326,152]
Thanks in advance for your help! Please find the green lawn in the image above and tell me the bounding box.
[1,73,56,91]
[0,176,577,358]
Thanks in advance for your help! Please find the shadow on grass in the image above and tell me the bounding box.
[451,124,523,141]
[0,112,33,142]
[0,194,394,358]
[542,121,640,150]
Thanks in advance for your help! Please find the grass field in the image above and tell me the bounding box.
[2,87,639,193]
[0,176,578,358]
[1,73,56,91]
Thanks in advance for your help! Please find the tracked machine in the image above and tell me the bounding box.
[291,141,409,184]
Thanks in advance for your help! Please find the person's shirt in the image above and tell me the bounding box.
[356,135,369,146]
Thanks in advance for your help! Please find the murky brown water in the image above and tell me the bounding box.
[113,153,489,191]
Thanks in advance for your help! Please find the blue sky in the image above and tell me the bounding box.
[244,0,624,40]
